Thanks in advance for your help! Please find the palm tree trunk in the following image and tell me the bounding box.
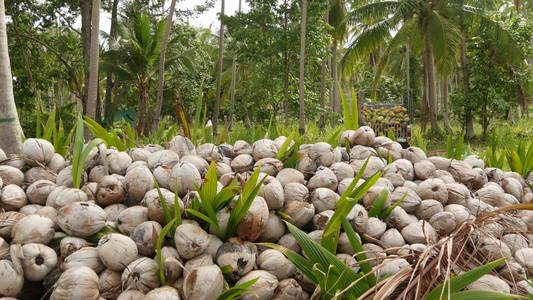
[0,0,24,154]
[424,37,438,130]
[421,59,428,134]
[213,0,225,138]
[460,23,476,139]
[80,0,91,115]
[299,0,307,135]
[152,0,177,135]
[332,39,338,114]
[85,0,100,140]
[283,0,289,127]
[442,76,452,133]
[104,0,119,124]
[319,9,328,130]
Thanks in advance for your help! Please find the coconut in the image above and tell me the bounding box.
[0,184,27,211]
[261,176,284,210]
[197,143,222,162]
[153,165,172,190]
[414,160,436,180]
[257,211,285,243]
[215,161,233,176]
[20,243,57,282]
[168,161,202,198]
[365,217,387,239]
[350,156,385,179]
[362,186,391,210]
[94,175,125,206]
[18,204,41,216]
[401,220,437,244]
[45,187,88,209]
[177,156,208,178]
[446,183,471,205]
[380,228,406,248]
[11,214,54,245]
[116,206,150,236]
[147,150,179,171]
[307,166,338,191]
[502,177,523,203]
[351,126,375,146]
[121,257,160,293]
[216,242,256,280]
[98,269,123,299]
[390,186,421,213]
[252,139,278,161]
[107,151,132,175]
[62,247,105,274]
[129,148,151,162]
[415,199,444,221]
[24,166,56,184]
[475,183,506,207]
[310,188,340,213]
[501,234,530,254]
[362,243,386,267]
[88,165,107,183]
[380,141,404,161]
[464,154,485,169]
[377,258,411,279]
[46,153,65,174]
[235,196,269,242]
[143,188,183,225]
[428,156,451,170]
[284,182,309,203]
[402,147,427,164]
[35,206,59,230]
[104,203,127,222]
[56,165,77,187]
[297,155,317,180]
[443,204,471,226]
[0,244,24,297]
[349,145,378,160]
[329,162,355,183]
[22,138,55,166]
[447,161,477,185]
[182,264,224,300]
[468,274,510,294]
[236,270,278,300]
[282,201,315,228]
[254,158,284,176]
[126,161,149,174]
[344,204,368,233]
[276,168,305,188]
[258,249,290,280]
[168,135,196,157]
[390,159,414,181]
[57,202,107,238]
[231,140,253,158]
[174,223,209,259]
[231,154,254,173]
[124,166,155,206]
[415,178,448,204]
[0,165,24,186]
[337,178,364,196]
[153,246,183,282]
[272,278,304,300]
[50,266,99,300]
[130,221,162,256]
[429,211,457,236]
[311,210,333,230]
[308,142,336,167]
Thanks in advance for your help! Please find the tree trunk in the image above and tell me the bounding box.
[332,39,338,114]
[424,37,438,130]
[152,0,177,135]
[104,0,119,124]
[85,0,100,140]
[298,0,307,135]
[421,59,428,134]
[80,0,92,115]
[442,76,452,133]
[284,0,289,126]
[0,0,24,155]
[213,0,225,138]
[461,23,476,139]
[319,10,328,130]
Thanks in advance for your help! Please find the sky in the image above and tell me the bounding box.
[97,0,250,35]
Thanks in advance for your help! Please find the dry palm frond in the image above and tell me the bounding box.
[357,204,533,299]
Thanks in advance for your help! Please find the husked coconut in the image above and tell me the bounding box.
[183,253,213,277]
[415,199,443,221]
[153,165,172,189]
[502,193,519,206]
[144,286,180,300]
[362,187,391,210]
[514,248,533,273]
[129,148,151,162]
[380,228,405,248]
[351,126,375,146]
[181,155,210,177]
[257,211,285,242]
[22,138,55,166]
[96,175,126,206]
[46,153,66,173]
[252,139,278,161]
[121,257,160,293]
[365,217,387,239]
[262,176,284,210]
[499,259,526,282]
[147,150,179,171]
[446,183,471,205]
[153,246,183,282]
[390,186,421,213]
[346,204,369,233]
[282,201,315,228]
[466,198,494,216]
[216,242,256,280]
[0,184,27,211]
[24,166,56,184]
[309,142,336,167]
[501,234,530,254]
[231,140,253,158]
[350,156,385,179]
[174,223,209,259]
[401,220,437,244]
[0,165,24,186]
[273,136,294,152]
[312,210,334,230]
[340,130,356,147]
[55,165,75,187]
[104,203,127,222]
[168,135,196,157]
[231,154,254,173]
[277,168,305,188]
[98,269,123,300]
[468,274,510,294]
[51,266,99,300]
[144,144,163,153]
[502,177,523,203]
[444,204,471,226]
[215,162,233,176]
[402,147,427,164]
[88,165,107,183]
[57,202,107,238]
[62,247,105,273]
[168,161,202,197]
[310,188,340,213]
[297,155,317,180]
[415,178,448,204]
[182,264,224,300]
[468,168,488,190]
[11,214,55,245]
[464,154,485,169]
[126,161,149,174]
[428,156,452,170]
[435,169,455,184]
[218,143,233,158]
[235,196,269,242]
[258,249,290,280]
[18,204,41,215]
[380,141,403,161]
[81,182,98,201]
[143,188,183,225]
[20,243,58,281]
[35,206,58,230]
[46,187,88,209]
[254,158,283,176]
[448,161,477,185]
[414,160,436,180]
[329,162,355,182]
[349,145,378,160]
[485,167,505,184]
[130,221,162,256]
[391,159,414,181]
[307,166,338,191]
[107,151,132,175]
[475,182,506,207]
[283,182,309,202]
[272,278,303,300]
[236,270,278,300]
[362,243,386,267]
[337,178,364,196]
[124,166,155,206]
[116,206,150,235]
[429,212,457,236]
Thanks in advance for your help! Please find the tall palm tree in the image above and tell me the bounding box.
[343,0,520,133]
[329,0,348,115]
[85,0,101,140]
[213,0,225,138]
[299,0,308,135]
[100,11,165,136]
[0,0,24,154]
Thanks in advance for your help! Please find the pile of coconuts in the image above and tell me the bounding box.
[1,125,533,299]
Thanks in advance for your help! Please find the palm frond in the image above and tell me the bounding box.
[425,10,461,75]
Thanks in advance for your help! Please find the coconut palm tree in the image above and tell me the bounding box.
[0,0,24,154]
[299,0,308,135]
[85,0,100,140]
[342,0,520,134]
